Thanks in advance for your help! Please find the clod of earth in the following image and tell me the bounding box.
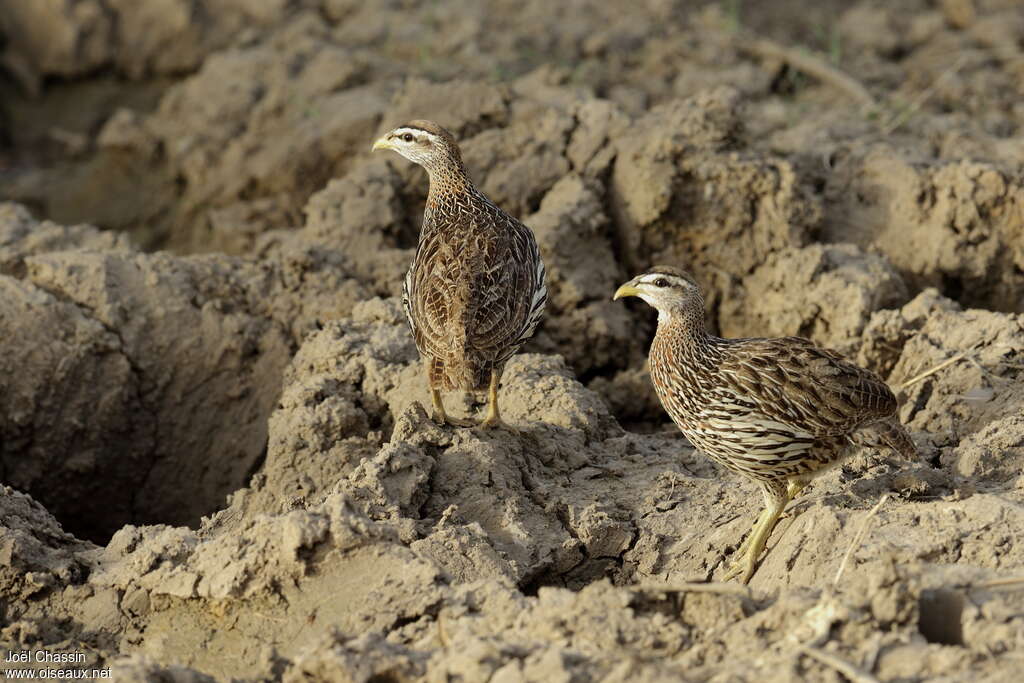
[2,1,1024,680]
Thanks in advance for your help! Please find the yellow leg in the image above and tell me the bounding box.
[779,479,810,519]
[430,387,448,425]
[479,369,509,429]
[730,507,767,564]
[786,479,808,500]
[722,481,789,584]
[428,368,471,428]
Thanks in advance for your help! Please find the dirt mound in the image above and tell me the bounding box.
[3,0,1024,680]
[0,0,307,94]
[723,242,910,355]
[824,147,1024,311]
[0,203,377,541]
[4,291,1023,679]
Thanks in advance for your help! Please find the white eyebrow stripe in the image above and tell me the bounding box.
[392,127,438,140]
[638,273,669,284]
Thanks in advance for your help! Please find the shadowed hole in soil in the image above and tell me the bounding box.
[941,274,965,308]
[0,268,296,544]
[366,674,402,683]
[521,557,632,595]
[918,588,965,645]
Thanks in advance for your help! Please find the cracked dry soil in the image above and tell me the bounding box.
[2,0,1024,681]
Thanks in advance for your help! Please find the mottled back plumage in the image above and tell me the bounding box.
[407,182,545,391]
[375,120,546,402]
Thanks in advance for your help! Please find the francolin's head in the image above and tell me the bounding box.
[613,266,705,323]
[371,119,464,174]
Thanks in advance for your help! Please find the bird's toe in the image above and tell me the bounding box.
[722,557,756,584]
[432,412,475,428]
[478,416,515,431]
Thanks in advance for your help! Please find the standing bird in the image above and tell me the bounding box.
[614,266,915,583]
[372,120,546,428]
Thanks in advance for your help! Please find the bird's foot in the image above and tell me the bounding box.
[729,512,763,563]
[478,371,513,430]
[719,484,790,585]
[720,506,777,584]
[722,532,757,584]
[478,414,515,431]
[722,554,757,584]
[431,411,475,428]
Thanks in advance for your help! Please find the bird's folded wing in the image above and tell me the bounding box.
[409,210,543,363]
[464,227,538,360]
[409,230,467,360]
[716,336,897,437]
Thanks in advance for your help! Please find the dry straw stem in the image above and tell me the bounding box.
[738,37,878,112]
[833,494,890,588]
[900,342,1010,391]
[798,644,881,683]
[900,352,970,390]
[881,55,969,135]
[437,610,451,648]
[738,34,967,138]
[631,581,751,597]
[975,576,1024,590]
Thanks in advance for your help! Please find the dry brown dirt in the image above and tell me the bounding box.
[1,1,1023,681]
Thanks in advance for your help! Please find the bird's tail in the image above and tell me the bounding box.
[440,285,490,391]
[430,353,489,392]
[448,352,489,392]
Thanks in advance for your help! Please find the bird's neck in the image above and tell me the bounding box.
[425,161,472,200]
[654,303,713,356]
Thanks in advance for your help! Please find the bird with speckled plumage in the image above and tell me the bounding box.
[372,120,546,428]
[614,266,916,583]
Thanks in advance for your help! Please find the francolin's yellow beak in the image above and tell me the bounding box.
[371,135,393,152]
[613,281,641,300]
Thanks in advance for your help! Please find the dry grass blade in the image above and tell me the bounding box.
[900,352,969,390]
[834,494,890,587]
[975,576,1024,590]
[631,581,751,597]
[739,37,877,111]
[437,610,451,648]
[798,645,881,683]
[881,55,968,135]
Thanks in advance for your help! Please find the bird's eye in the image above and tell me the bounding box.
[654,278,669,288]
[402,133,414,142]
